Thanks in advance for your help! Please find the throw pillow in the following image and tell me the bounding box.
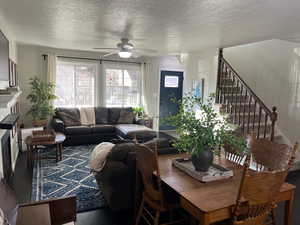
[117,109,135,124]
[79,107,96,125]
[0,180,18,225]
[56,108,81,127]
[95,107,109,124]
[108,108,122,124]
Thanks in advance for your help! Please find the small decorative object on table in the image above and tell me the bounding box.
[166,93,247,172]
[172,158,233,182]
[32,130,55,143]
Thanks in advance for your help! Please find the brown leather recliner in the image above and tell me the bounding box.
[93,138,178,212]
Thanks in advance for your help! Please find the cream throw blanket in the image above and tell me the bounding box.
[80,107,95,125]
[90,142,115,173]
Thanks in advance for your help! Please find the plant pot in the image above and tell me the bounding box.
[191,147,214,172]
[33,119,48,127]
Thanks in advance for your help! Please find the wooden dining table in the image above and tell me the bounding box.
[157,153,296,225]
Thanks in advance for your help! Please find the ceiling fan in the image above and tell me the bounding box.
[93,38,157,59]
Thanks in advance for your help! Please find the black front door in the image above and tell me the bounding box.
[159,70,183,130]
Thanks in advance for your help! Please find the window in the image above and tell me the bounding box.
[55,59,97,107]
[105,64,141,107]
[165,75,179,88]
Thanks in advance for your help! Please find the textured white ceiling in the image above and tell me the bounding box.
[1,0,300,55]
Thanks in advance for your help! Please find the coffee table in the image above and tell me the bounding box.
[25,132,66,166]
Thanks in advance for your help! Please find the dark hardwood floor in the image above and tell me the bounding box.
[12,152,300,225]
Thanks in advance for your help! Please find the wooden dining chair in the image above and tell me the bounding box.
[135,144,184,225]
[231,158,289,225]
[231,141,297,225]
[248,135,298,171]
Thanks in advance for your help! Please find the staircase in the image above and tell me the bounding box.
[216,49,278,141]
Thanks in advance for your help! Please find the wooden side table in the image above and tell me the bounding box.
[25,132,66,166]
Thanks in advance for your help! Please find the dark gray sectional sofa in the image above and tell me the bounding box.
[51,107,156,145]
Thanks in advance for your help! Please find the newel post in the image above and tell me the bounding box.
[216,48,223,103]
[270,106,278,141]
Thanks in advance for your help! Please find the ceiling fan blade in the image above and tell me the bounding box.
[102,51,118,58]
[93,47,118,50]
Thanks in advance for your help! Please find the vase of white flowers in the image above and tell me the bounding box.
[167,94,246,172]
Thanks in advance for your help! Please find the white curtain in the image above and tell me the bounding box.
[142,62,155,119]
[45,53,57,84]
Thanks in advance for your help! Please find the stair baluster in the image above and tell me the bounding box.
[238,85,243,126]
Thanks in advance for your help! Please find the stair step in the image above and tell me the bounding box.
[229,113,267,124]
[223,94,248,102]
[219,86,241,94]
[220,104,257,114]
[220,79,234,86]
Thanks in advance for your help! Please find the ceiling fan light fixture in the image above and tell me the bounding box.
[118,50,132,58]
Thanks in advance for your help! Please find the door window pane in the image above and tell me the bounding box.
[165,76,179,88]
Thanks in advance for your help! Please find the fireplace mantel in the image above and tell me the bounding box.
[0,90,22,109]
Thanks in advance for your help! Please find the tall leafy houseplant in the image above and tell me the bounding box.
[167,94,247,171]
[27,77,56,126]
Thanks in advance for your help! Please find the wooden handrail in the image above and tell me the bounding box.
[221,58,272,115]
[216,48,278,141]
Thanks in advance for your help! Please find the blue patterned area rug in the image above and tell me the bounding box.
[31,144,107,213]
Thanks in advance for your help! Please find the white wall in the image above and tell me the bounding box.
[224,39,300,144]
[0,13,17,62]
[182,49,219,101]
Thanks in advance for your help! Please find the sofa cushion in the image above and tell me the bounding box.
[95,107,109,124]
[108,108,122,124]
[117,109,135,124]
[115,124,157,141]
[91,125,115,134]
[56,108,81,127]
[65,126,92,135]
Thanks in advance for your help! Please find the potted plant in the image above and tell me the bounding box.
[27,77,57,127]
[132,106,145,119]
[166,94,247,172]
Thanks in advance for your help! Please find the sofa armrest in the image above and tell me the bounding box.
[51,117,65,133]
[136,117,153,128]
[20,196,76,225]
